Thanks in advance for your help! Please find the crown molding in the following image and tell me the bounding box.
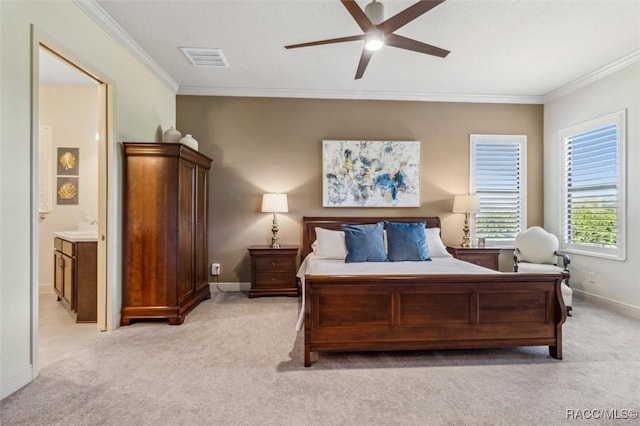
[177,85,544,104]
[73,0,179,93]
[543,49,640,102]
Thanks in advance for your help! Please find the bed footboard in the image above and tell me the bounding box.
[304,273,567,367]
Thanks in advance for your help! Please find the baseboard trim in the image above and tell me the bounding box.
[39,284,54,294]
[209,282,251,292]
[573,289,640,320]
[1,365,34,400]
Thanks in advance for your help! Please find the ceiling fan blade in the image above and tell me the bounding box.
[340,0,374,32]
[378,0,446,34]
[285,34,365,49]
[385,33,450,58]
[355,48,373,79]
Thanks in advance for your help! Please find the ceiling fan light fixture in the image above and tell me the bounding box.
[365,30,384,51]
[283,0,450,79]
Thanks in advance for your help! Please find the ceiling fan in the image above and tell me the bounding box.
[285,0,450,79]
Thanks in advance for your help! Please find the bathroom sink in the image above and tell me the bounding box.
[53,230,98,242]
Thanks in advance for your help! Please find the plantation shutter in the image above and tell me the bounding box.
[470,136,525,245]
[563,123,618,248]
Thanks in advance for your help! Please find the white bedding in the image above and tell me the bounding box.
[294,254,497,330]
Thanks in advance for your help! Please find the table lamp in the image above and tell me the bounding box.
[453,194,480,248]
[261,193,288,248]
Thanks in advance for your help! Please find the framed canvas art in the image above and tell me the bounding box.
[57,177,79,205]
[322,140,420,207]
[57,147,79,176]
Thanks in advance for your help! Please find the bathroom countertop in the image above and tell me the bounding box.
[53,230,98,242]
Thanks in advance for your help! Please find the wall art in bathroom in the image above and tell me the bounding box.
[57,147,79,176]
[56,177,79,205]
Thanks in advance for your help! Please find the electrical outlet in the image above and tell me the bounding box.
[211,263,221,276]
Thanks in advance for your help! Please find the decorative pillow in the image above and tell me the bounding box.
[384,221,430,262]
[341,222,387,263]
[425,227,453,258]
[313,227,347,259]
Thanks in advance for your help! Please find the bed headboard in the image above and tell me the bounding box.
[301,216,441,259]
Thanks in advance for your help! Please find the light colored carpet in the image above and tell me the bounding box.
[2,290,639,425]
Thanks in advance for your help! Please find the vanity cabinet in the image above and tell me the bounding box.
[121,143,212,325]
[53,237,97,322]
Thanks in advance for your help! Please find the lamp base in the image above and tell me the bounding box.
[271,212,280,249]
[461,212,471,248]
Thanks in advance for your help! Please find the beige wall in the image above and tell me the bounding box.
[177,96,543,281]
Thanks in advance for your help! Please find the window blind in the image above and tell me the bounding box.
[470,136,525,245]
[563,123,618,248]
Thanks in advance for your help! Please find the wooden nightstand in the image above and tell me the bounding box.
[446,246,501,271]
[248,245,299,298]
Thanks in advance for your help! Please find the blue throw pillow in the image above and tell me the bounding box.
[341,222,387,263]
[384,221,431,262]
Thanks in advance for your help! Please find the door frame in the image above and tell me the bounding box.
[31,27,115,376]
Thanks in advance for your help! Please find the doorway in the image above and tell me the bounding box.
[34,44,110,371]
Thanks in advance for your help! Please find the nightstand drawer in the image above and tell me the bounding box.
[458,254,495,269]
[446,246,500,271]
[254,256,294,272]
[254,272,294,288]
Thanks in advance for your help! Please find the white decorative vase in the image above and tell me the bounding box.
[180,134,199,151]
[163,126,182,143]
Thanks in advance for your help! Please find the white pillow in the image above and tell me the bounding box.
[313,227,347,259]
[425,227,452,258]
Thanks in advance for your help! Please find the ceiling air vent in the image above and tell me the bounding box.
[180,47,228,68]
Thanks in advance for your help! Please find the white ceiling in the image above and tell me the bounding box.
[85,0,640,103]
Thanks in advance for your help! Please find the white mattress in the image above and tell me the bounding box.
[294,254,497,330]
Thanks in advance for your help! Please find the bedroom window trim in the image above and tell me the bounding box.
[559,110,626,261]
[469,134,527,248]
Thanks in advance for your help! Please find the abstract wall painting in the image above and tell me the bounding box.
[322,140,420,207]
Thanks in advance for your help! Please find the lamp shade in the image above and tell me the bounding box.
[261,193,288,213]
[452,194,480,213]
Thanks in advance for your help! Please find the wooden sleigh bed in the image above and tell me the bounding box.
[301,217,568,367]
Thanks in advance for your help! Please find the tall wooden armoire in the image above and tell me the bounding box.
[121,142,212,325]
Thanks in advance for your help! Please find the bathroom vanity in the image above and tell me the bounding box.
[53,232,97,322]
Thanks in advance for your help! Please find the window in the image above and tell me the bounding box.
[560,110,626,260]
[470,135,526,247]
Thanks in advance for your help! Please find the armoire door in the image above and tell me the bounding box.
[177,158,196,304]
[195,165,209,293]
